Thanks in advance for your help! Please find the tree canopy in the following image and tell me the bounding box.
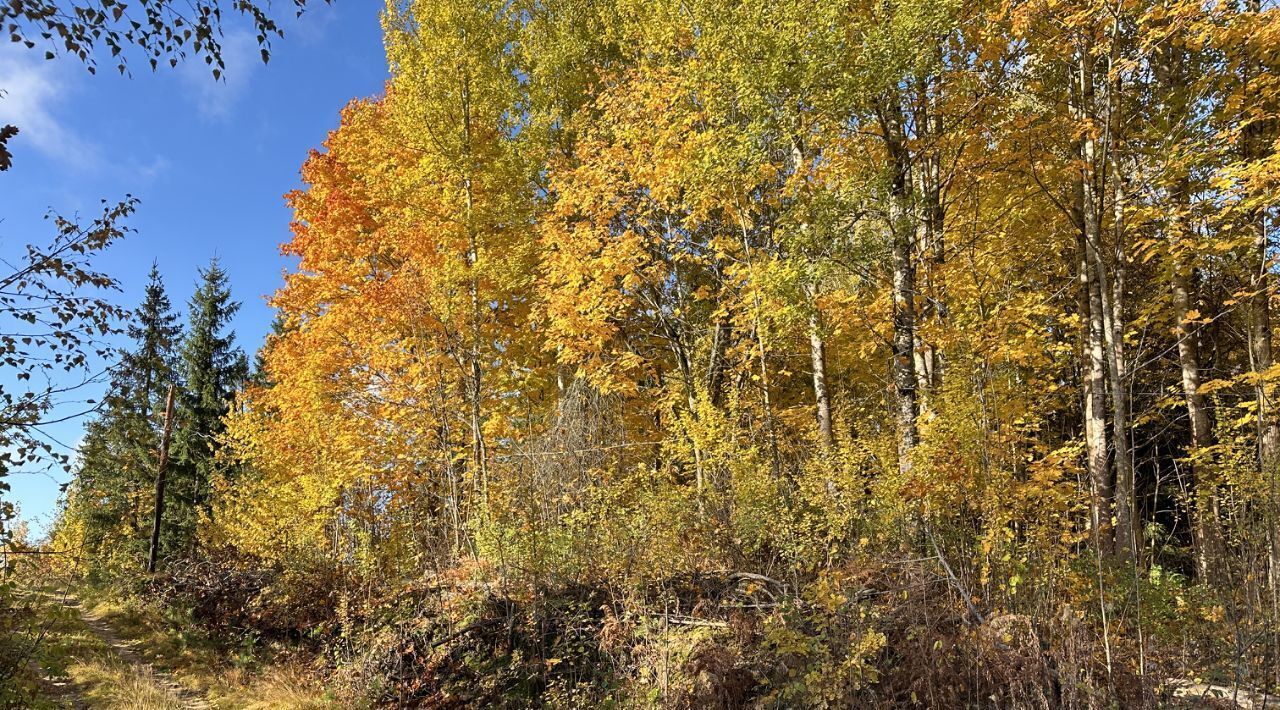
[26,0,1280,705]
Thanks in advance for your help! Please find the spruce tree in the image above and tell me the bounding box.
[61,264,183,576]
[170,258,248,551]
[116,263,184,424]
[107,264,184,498]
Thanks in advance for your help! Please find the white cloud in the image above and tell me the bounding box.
[0,45,101,169]
[122,154,171,185]
[289,1,339,45]
[179,29,261,120]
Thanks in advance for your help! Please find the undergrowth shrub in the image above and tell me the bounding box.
[156,546,340,645]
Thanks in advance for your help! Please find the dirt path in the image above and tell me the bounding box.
[29,589,212,710]
[71,596,212,709]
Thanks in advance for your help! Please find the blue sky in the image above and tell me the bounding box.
[0,2,388,538]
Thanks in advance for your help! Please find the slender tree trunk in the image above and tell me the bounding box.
[1112,171,1137,564]
[1249,164,1279,593]
[146,385,176,574]
[705,316,728,409]
[737,211,782,477]
[752,289,780,476]
[1171,244,1211,450]
[1237,0,1280,597]
[1096,80,1134,563]
[673,336,706,493]
[467,222,488,500]
[1082,232,1114,559]
[1091,32,1137,564]
[882,101,918,476]
[806,282,834,449]
[1170,177,1224,583]
[436,373,463,555]
[893,223,918,477]
[791,134,835,450]
[1247,148,1278,596]
[460,70,489,503]
[1097,204,1135,564]
[913,76,945,407]
[1072,42,1115,558]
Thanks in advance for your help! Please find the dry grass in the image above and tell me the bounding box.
[65,658,188,709]
[21,582,334,708]
[214,664,339,709]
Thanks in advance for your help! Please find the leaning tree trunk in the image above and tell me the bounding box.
[146,385,177,575]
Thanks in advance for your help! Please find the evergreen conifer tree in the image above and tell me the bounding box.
[169,258,248,550]
[116,263,184,423]
[60,264,182,575]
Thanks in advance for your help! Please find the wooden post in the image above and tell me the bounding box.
[146,385,176,574]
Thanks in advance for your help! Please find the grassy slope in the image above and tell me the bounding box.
[16,580,334,709]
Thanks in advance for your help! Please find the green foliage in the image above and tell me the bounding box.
[168,258,248,554]
[56,265,183,578]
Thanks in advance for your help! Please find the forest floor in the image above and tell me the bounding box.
[15,581,331,709]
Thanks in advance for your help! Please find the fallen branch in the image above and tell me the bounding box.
[927,525,985,625]
[650,614,729,629]
[727,572,787,589]
[1167,679,1280,709]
